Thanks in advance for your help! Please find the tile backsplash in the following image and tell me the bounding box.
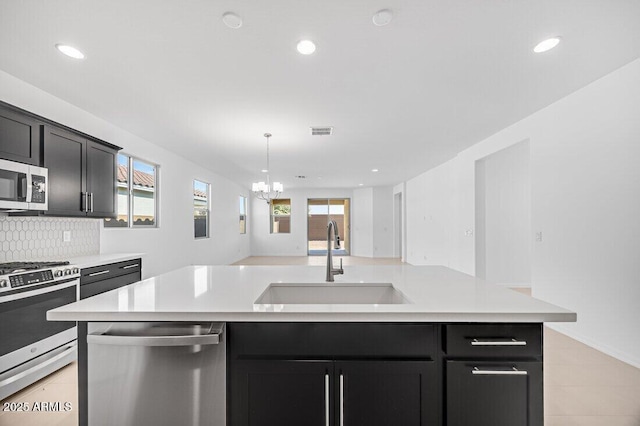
[0,215,100,262]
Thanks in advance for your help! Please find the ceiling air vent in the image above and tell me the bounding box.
[310,126,333,136]
[295,175,307,179]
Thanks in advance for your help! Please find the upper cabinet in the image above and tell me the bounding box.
[0,103,42,166]
[42,125,118,218]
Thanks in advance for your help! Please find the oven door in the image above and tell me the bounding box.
[0,278,78,373]
[0,158,29,210]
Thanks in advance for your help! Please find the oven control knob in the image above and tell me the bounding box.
[55,270,64,277]
[64,269,72,275]
[72,267,79,274]
[0,280,7,288]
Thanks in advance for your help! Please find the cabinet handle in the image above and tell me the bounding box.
[90,192,94,212]
[122,264,139,270]
[471,338,527,346]
[88,270,110,277]
[472,366,528,376]
[81,192,88,212]
[340,373,344,426]
[325,373,330,426]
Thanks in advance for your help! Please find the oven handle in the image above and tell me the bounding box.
[0,279,79,303]
[0,342,76,389]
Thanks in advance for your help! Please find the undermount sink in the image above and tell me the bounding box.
[254,283,412,305]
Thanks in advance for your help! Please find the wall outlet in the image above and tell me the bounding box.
[63,231,71,242]
[465,229,474,237]
[535,231,543,242]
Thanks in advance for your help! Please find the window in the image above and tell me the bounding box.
[270,199,291,234]
[104,154,158,228]
[239,196,247,234]
[194,180,210,238]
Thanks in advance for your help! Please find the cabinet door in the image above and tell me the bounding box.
[231,360,333,426]
[337,361,439,426]
[86,140,117,218]
[42,126,86,216]
[0,105,41,165]
[446,361,542,426]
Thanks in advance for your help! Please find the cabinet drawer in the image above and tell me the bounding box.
[446,360,543,426]
[229,323,436,358]
[80,259,142,285]
[444,324,542,358]
[79,272,139,299]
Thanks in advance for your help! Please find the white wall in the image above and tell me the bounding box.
[351,188,373,257]
[404,58,640,367]
[476,140,531,285]
[372,186,394,258]
[0,70,251,279]
[250,188,353,256]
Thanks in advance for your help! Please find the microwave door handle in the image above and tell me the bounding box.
[16,174,28,201]
[25,172,33,203]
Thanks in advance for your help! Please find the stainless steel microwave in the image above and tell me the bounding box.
[0,158,48,211]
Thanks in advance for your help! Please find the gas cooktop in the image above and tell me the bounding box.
[0,261,70,275]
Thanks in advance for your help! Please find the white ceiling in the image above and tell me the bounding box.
[1,0,639,189]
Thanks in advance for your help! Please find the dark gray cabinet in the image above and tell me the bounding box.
[0,103,42,165]
[228,323,439,426]
[42,125,118,218]
[79,258,142,299]
[443,324,543,426]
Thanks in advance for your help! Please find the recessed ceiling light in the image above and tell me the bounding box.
[371,168,379,172]
[297,40,316,55]
[533,36,561,53]
[358,183,364,186]
[222,12,243,29]
[372,9,393,26]
[55,44,85,59]
[261,169,268,173]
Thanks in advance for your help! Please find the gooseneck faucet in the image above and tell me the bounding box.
[326,220,344,282]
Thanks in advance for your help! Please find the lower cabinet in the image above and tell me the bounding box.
[79,258,142,299]
[228,323,439,426]
[445,361,542,426]
[232,359,437,426]
[229,322,544,426]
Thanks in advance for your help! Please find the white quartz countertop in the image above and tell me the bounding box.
[47,265,576,323]
[67,253,144,269]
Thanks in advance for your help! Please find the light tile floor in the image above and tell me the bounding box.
[2,257,639,425]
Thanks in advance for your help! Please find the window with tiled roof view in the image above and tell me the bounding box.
[104,153,159,228]
[194,179,210,238]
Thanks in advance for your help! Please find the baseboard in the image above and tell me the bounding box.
[545,323,640,369]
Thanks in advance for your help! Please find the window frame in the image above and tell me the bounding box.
[104,153,160,229]
[270,198,291,234]
[194,179,211,239]
[239,195,247,234]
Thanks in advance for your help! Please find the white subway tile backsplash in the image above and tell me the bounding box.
[0,216,100,262]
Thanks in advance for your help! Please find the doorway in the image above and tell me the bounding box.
[307,198,350,256]
[475,140,531,285]
[393,192,402,259]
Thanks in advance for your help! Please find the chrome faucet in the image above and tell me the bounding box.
[326,220,344,282]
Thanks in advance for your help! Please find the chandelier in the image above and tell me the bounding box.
[252,133,283,203]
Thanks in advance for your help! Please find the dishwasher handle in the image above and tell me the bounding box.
[87,323,223,347]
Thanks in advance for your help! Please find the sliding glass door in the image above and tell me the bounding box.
[307,198,350,256]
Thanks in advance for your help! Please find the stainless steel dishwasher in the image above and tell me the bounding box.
[87,322,225,426]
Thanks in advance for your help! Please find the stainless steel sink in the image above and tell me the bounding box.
[254,283,411,305]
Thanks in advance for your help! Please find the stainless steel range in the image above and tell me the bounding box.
[0,261,79,400]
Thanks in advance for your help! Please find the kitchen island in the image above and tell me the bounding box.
[48,264,575,426]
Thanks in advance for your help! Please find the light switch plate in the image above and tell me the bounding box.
[63,231,71,242]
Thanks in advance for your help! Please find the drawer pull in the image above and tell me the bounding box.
[122,264,139,270]
[88,270,110,277]
[471,338,527,346]
[472,366,528,376]
[325,373,330,426]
